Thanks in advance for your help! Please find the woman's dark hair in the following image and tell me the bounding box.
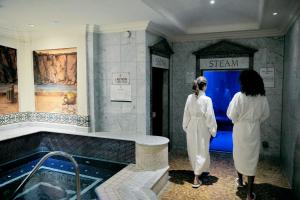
[192,76,207,92]
[197,80,207,91]
[239,69,265,96]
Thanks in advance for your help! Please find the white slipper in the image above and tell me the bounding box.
[235,178,244,188]
[192,180,202,188]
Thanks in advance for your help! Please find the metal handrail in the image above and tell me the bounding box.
[10,151,81,200]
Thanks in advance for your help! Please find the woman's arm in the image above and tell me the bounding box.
[205,98,217,137]
[227,93,240,124]
[182,96,191,133]
[260,97,270,122]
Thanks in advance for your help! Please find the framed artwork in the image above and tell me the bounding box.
[0,45,18,114]
[33,48,77,114]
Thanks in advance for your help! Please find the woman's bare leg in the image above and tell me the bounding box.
[194,175,200,184]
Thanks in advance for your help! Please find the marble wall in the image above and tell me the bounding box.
[88,29,149,134]
[282,16,300,198]
[171,37,284,157]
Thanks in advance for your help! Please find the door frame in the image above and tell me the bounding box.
[149,39,174,148]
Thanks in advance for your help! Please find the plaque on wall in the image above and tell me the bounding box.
[110,72,131,101]
[260,68,275,88]
[112,72,130,85]
[152,54,169,69]
[200,57,249,70]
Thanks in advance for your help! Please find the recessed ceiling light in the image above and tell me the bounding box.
[52,20,60,24]
[273,12,278,16]
[210,0,215,4]
[27,24,35,27]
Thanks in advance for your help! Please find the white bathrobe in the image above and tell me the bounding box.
[227,92,270,176]
[182,91,217,175]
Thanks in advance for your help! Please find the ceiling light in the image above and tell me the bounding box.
[273,12,278,16]
[27,24,35,27]
[52,20,60,24]
[210,0,215,4]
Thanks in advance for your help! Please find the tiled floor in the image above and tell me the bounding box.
[159,152,295,200]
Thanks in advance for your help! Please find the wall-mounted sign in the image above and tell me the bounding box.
[200,57,249,70]
[112,72,130,85]
[111,72,131,101]
[110,85,131,101]
[260,67,275,88]
[152,54,169,69]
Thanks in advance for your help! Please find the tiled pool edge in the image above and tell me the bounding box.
[0,122,89,142]
[96,136,170,200]
[0,127,170,199]
[96,164,169,200]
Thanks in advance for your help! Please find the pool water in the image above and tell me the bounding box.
[0,153,126,200]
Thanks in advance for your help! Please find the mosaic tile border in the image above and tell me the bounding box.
[0,112,89,127]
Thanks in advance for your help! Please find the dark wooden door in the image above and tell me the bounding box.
[152,67,164,136]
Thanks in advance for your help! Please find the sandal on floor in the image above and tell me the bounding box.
[192,180,202,188]
[235,178,244,188]
[247,192,256,200]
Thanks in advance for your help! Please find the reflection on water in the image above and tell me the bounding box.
[15,168,100,200]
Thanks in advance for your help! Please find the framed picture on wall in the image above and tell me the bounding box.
[0,45,18,114]
[33,48,77,114]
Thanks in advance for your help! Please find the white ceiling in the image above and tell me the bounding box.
[0,0,299,40]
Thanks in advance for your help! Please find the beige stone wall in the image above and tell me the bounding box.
[0,27,88,116]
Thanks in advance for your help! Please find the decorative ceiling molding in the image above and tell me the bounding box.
[170,28,284,42]
[87,21,150,34]
[87,21,172,41]
[186,23,259,34]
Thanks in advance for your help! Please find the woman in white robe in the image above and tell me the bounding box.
[182,76,217,188]
[227,69,270,200]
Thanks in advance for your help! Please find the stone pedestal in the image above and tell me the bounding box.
[136,136,169,170]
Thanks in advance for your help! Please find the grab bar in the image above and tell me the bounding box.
[10,151,81,200]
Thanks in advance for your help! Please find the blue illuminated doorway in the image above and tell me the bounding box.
[203,70,241,152]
